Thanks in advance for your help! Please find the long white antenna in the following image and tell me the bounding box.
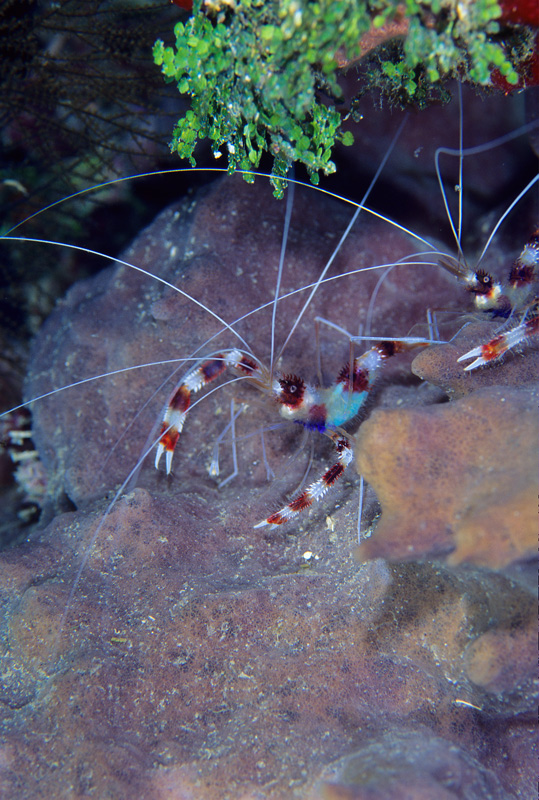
[457,81,464,256]
[435,117,539,261]
[276,115,409,360]
[476,174,539,267]
[270,174,295,372]
[435,82,465,262]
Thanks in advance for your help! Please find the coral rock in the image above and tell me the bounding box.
[0,504,536,798]
[313,730,511,800]
[355,386,538,567]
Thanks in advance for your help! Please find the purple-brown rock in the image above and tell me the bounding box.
[1,492,536,798]
[1,95,537,799]
[355,385,538,567]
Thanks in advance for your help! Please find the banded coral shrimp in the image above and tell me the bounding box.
[0,87,537,799]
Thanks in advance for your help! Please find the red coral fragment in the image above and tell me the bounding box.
[498,0,539,26]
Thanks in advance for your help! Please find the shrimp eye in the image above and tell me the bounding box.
[278,375,305,408]
[468,269,493,295]
[477,270,492,285]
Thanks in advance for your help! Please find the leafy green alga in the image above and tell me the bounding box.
[154,0,524,196]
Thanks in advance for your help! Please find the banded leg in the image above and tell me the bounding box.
[457,311,539,371]
[254,431,354,529]
[155,349,261,473]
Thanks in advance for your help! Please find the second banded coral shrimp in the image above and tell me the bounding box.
[1,86,537,668]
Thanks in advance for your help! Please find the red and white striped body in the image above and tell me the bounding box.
[155,339,417,528]
[456,230,539,370]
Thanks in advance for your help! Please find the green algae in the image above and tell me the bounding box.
[154,0,531,195]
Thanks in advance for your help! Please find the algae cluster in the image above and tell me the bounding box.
[154,0,531,194]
